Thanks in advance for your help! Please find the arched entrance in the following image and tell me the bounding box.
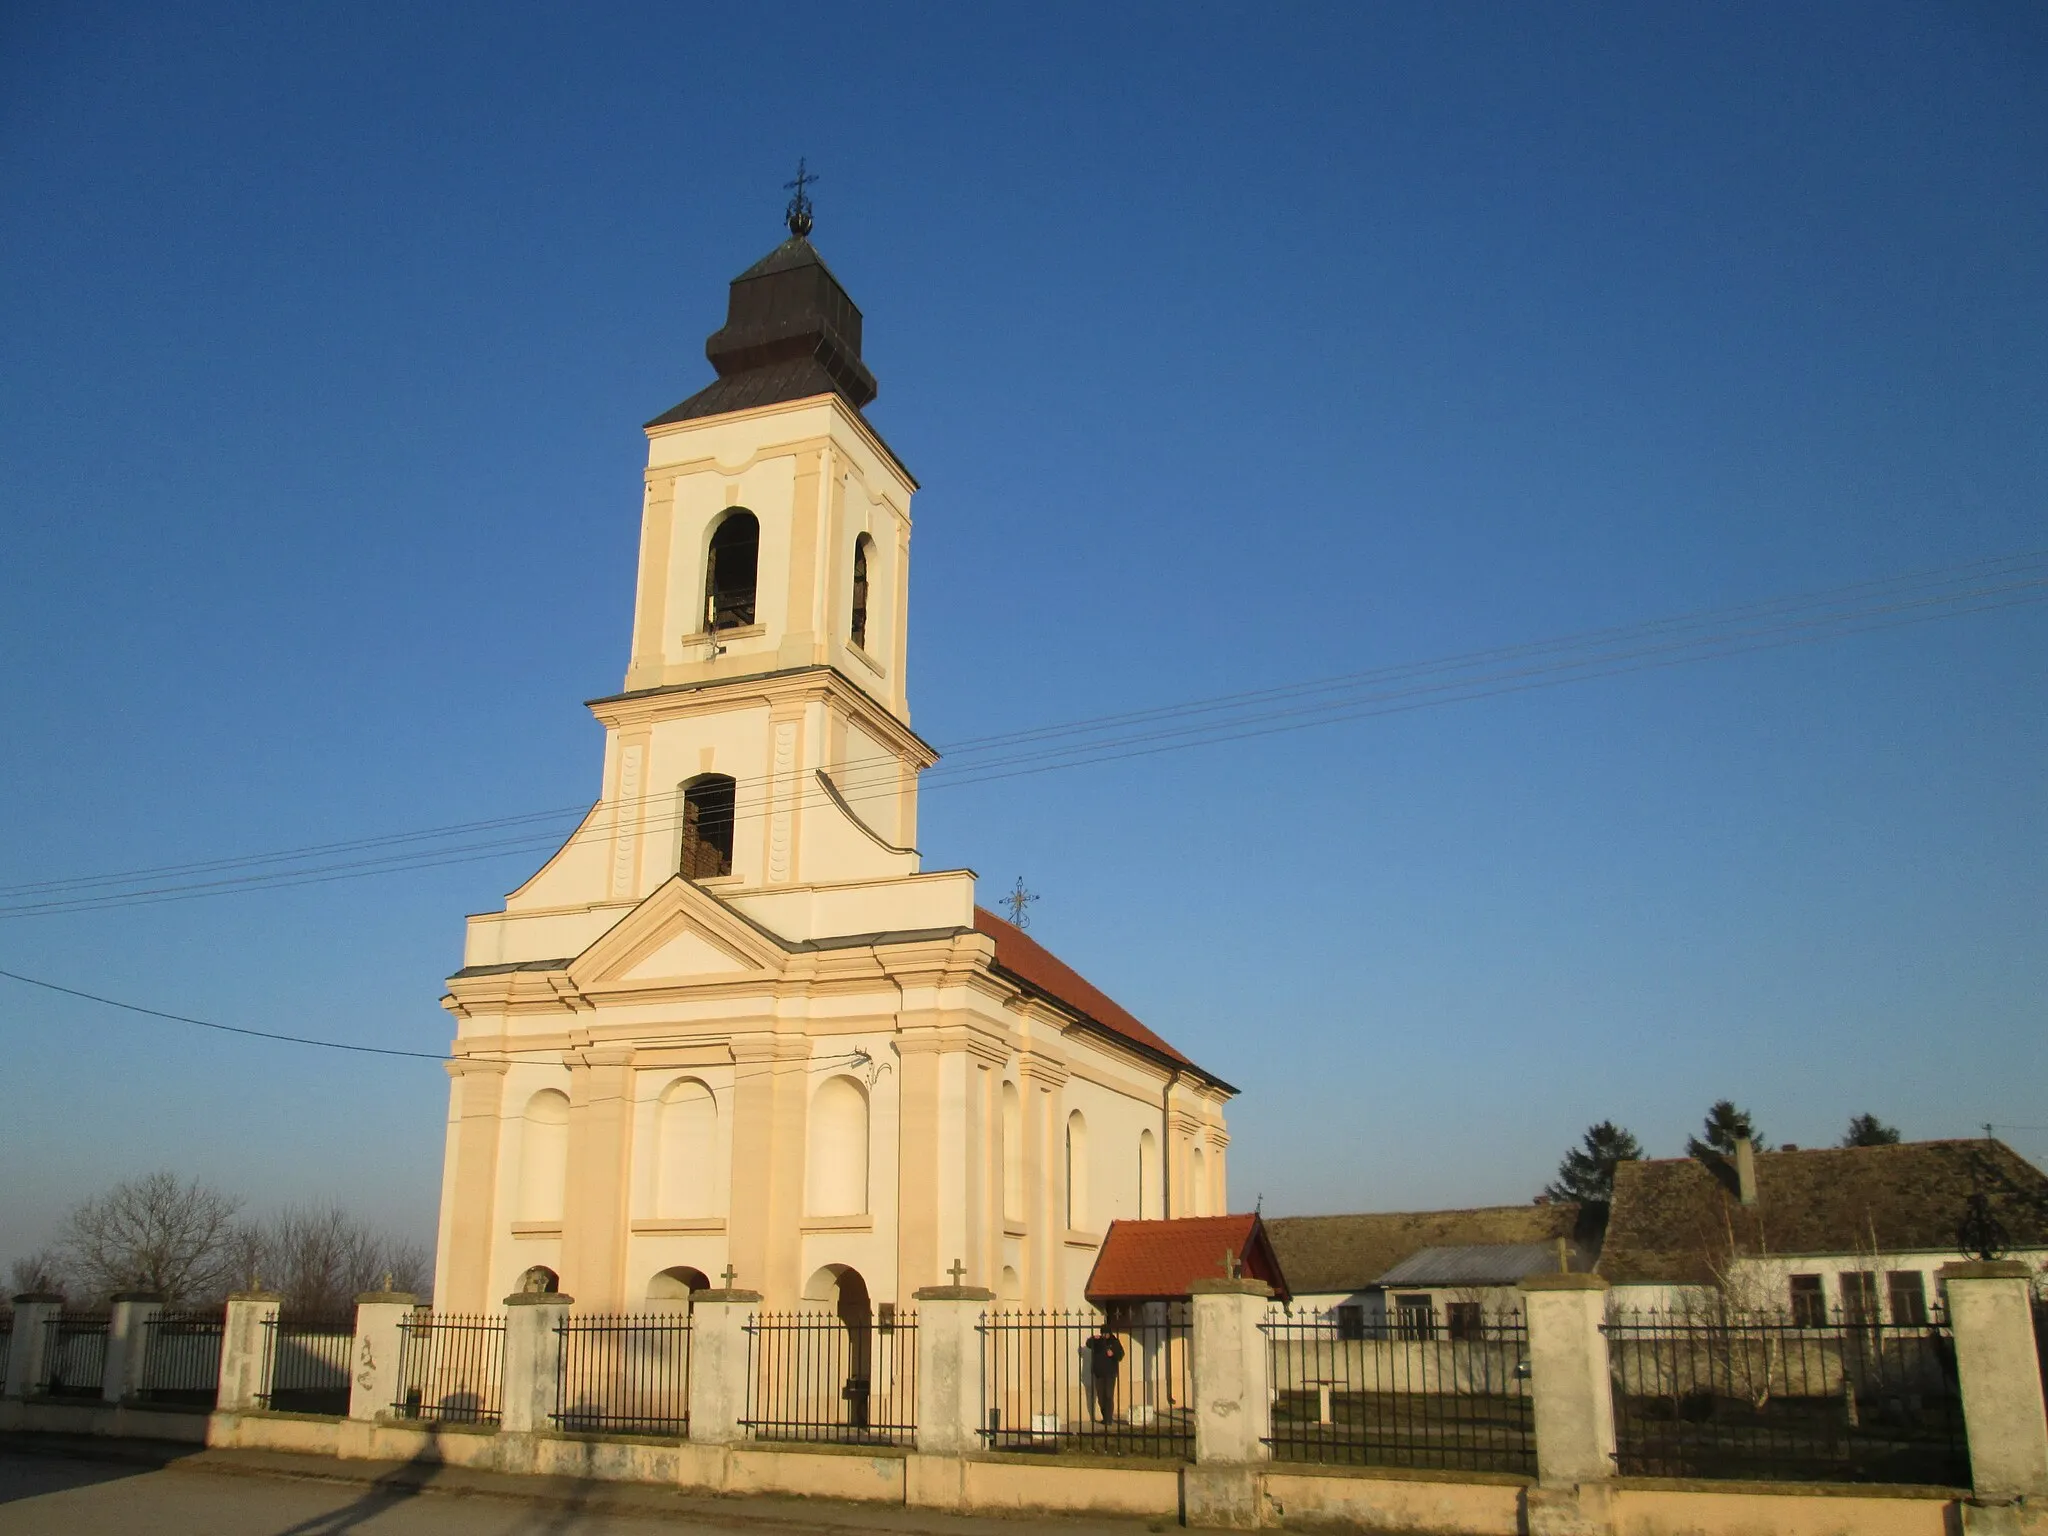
[803,1264,874,1428]
[646,1266,708,1309]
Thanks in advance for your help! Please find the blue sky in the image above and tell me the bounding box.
[3,3,2044,1271]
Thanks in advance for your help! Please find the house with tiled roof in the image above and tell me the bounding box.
[1598,1138,2048,1319]
[1265,1202,1596,1335]
[429,209,1237,1318]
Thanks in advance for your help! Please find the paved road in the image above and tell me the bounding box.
[0,1443,1174,1536]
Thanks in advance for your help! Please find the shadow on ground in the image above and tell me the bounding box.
[0,1432,199,1506]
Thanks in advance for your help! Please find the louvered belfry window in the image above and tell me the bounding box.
[679,775,736,878]
[705,512,759,630]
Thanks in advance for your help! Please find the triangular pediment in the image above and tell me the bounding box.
[569,877,789,991]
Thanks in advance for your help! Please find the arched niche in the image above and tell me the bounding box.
[647,1266,708,1308]
[654,1078,717,1218]
[806,1075,869,1217]
[517,1089,570,1224]
[1065,1109,1089,1230]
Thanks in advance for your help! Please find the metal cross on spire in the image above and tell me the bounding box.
[784,158,817,238]
[1004,876,1038,930]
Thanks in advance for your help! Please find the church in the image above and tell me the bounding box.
[429,191,1237,1317]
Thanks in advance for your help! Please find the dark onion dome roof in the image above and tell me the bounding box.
[647,235,878,428]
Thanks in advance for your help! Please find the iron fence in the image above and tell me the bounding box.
[137,1310,224,1407]
[980,1306,1194,1459]
[260,1313,357,1415]
[37,1314,109,1399]
[1606,1309,1968,1485]
[554,1313,691,1436]
[1263,1307,1533,1474]
[393,1312,505,1425]
[743,1310,916,1445]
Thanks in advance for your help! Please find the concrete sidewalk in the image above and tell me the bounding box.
[0,1433,1182,1535]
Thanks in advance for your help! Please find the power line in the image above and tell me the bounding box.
[1,552,2041,919]
[0,964,881,1082]
[17,545,2040,904]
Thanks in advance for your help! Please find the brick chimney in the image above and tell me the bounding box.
[1735,1137,1758,1206]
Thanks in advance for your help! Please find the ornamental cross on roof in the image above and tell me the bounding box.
[784,158,817,238]
[1004,876,1038,929]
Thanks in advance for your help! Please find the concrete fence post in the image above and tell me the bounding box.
[686,1289,760,1444]
[348,1290,419,1421]
[1521,1273,1616,1485]
[104,1293,165,1403]
[912,1285,992,1456]
[217,1292,283,1414]
[4,1294,63,1398]
[1941,1261,2048,1502]
[1185,1277,1274,1530]
[501,1292,573,1434]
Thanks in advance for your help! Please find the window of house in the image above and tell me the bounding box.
[1887,1270,1929,1326]
[1446,1301,1484,1340]
[850,534,872,649]
[1335,1304,1366,1341]
[679,775,736,878]
[705,511,759,630]
[1789,1273,1826,1327]
[1839,1270,1880,1325]
[1394,1294,1435,1339]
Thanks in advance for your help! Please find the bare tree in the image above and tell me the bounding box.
[246,1204,431,1313]
[8,1248,68,1296]
[57,1173,245,1303]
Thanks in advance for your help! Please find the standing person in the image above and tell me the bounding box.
[1083,1324,1125,1425]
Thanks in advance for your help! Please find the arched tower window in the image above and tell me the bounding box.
[655,1078,717,1218]
[1066,1110,1089,1231]
[1139,1129,1161,1220]
[705,511,759,630]
[1001,1081,1023,1224]
[807,1075,869,1216]
[1189,1144,1209,1217]
[850,533,873,650]
[517,1089,570,1224]
[679,774,735,878]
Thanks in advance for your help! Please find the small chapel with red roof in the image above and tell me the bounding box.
[428,195,1236,1318]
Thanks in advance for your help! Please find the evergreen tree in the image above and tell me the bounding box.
[1544,1121,1644,1213]
[1841,1113,1901,1148]
[1686,1100,1768,1160]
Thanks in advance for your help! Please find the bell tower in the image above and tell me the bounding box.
[584,202,933,900]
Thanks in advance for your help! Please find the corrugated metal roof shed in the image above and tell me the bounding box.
[1376,1242,1575,1287]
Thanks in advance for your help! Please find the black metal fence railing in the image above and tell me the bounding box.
[554,1314,691,1436]
[743,1311,917,1445]
[980,1307,1194,1459]
[37,1314,110,1399]
[137,1310,224,1407]
[1262,1308,1533,1474]
[260,1313,357,1415]
[394,1312,505,1425]
[1606,1309,1968,1485]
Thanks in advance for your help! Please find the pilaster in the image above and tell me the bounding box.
[1943,1261,2048,1500]
[687,1289,760,1443]
[3,1295,61,1398]
[217,1292,282,1413]
[501,1291,573,1433]
[562,1047,634,1309]
[104,1292,163,1402]
[441,1057,507,1312]
[913,1285,993,1457]
[348,1291,418,1421]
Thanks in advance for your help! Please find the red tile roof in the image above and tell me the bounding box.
[1085,1215,1291,1302]
[973,907,1211,1077]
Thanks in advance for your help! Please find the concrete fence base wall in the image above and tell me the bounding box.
[4,1396,2030,1534]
